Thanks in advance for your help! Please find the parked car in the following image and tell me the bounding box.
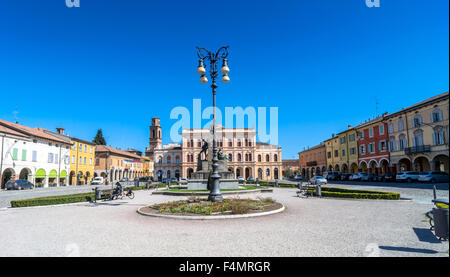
[237,176,245,183]
[91,177,104,185]
[324,171,341,181]
[309,176,327,185]
[5,179,34,190]
[418,171,449,183]
[120,177,129,182]
[294,175,303,181]
[374,172,394,182]
[361,173,376,182]
[247,177,256,182]
[350,172,367,181]
[170,178,177,183]
[340,173,352,181]
[178,178,188,184]
[396,171,420,183]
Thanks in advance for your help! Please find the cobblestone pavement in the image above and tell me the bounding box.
[0,188,448,257]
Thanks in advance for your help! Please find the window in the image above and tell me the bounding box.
[274,154,278,162]
[398,119,404,131]
[167,156,171,164]
[413,130,423,147]
[359,145,366,154]
[413,115,422,128]
[238,153,242,162]
[388,123,394,134]
[12,148,18,160]
[84,157,87,165]
[72,143,76,150]
[368,143,375,153]
[350,147,356,155]
[55,154,59,164]
[327,152,331,158]
[48,153,54,163]
[79,143,83,151]
[84,145,87,152]
[21,149,27,161]
[389,137,396,152]
[349,134,355,142]
[96,159,100,166]
[379,125,384,135]
[398,134,407,150]
[266,154,270,162]
[431,109,443,123]
[433,126,445,145]
[90,146,93,153]
[379,141,387,151]
[358,131,364,139]
[79,156,82,164]
[369,128,373,137]
[32,151,37,162]
[228,154,233,161]
[258,155,262,162]
[90,158,93,165]
[176,156,180,164]
[340,137,346,144]
[334,150,338,157]
[342,149,345,156]
[72,155,75,163]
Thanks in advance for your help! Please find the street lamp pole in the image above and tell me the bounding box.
[196,46,230,202]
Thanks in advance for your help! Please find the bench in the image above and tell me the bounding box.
[296,183,316,198]
[93,188,114,202]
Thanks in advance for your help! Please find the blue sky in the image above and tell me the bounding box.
[0,0,448,159]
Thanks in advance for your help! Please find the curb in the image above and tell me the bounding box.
[152,188,272,196]
[136,204,285,220]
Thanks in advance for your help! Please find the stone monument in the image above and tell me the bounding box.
[188,138,239,190]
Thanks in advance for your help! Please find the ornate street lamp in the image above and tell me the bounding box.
[196,46,230,202]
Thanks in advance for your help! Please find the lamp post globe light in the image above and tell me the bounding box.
[196,46,230,202]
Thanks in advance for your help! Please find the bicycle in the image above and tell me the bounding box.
[111,187,135,200]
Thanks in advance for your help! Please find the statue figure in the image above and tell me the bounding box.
[217,149,230,161]
[198,139,209,161]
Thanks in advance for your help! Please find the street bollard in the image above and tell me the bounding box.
[275,180,279,187]
[135,179,139,188]
[316,184,322,197]
[433,185,437,200]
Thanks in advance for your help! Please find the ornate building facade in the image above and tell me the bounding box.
[145,118,282,180]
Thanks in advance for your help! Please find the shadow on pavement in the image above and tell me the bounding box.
[378,246,439,254]
[413,227,442,244]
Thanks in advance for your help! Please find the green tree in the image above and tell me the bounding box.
[93,129,106,145]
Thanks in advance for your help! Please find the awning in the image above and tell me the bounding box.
[35,169,46,178]
[60,170,67,178]
[49,170,57,178]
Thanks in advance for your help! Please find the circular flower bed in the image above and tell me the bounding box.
[140,197,283,216]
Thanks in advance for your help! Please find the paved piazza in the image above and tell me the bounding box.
[0,185,448,257]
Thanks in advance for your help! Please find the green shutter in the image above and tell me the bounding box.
[12,148,18,160]
[22,149,27,161]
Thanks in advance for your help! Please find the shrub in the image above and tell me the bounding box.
[307,187,400,200]
[11,192,95,208]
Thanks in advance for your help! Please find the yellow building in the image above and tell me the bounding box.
[336,126,359,173]
[69,138,96,185]
[324,135,339,171]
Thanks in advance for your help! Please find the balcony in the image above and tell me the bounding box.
[405,145,431,155]
[306,161,317,166]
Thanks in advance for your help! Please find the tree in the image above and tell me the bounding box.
[93,129,106,145]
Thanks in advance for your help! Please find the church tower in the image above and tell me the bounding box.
[146,117,162,159]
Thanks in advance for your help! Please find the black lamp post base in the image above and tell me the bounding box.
[208,193,223,202]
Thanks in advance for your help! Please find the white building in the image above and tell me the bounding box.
[0,119,71,188]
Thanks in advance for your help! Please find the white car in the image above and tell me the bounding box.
[91,177,104,185]
[178,178,188,184]
[309,176,327,185]
[237,176,245,183]
[396,171,420,183]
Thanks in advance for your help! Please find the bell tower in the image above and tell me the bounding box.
[147,117,162,159]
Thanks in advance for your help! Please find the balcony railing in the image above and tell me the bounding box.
[405,145,431,155]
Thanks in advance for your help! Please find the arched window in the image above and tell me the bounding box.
[413,115,422,128]
[228,153,232,161]
[158,157,162,164]
[266,154,270,162]
[167,156,171,164]
[431,109,443,123]
[237,153,242,162]
[258,155,262,162]
[274,154,278,162]
[433,126,445,145]
[248,153,252,161]
[245,154,249,161]
[389,136,396,152]
[398,119,404,131]
[175,156,180,164]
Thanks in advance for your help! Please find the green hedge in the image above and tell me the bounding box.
[307,187,400,200]
[10,192,95,208]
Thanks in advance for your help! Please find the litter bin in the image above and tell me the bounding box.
[275,180,279,187]
[146,182,150,190]
[135,179,139,188]
[94,187,101,201]
[297,182,302,190]
[316,184,322,197]
[432,207,449,240]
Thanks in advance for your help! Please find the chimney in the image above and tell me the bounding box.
[348,125,351,129]
[332,133,335,138]
[56,127,64,135]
